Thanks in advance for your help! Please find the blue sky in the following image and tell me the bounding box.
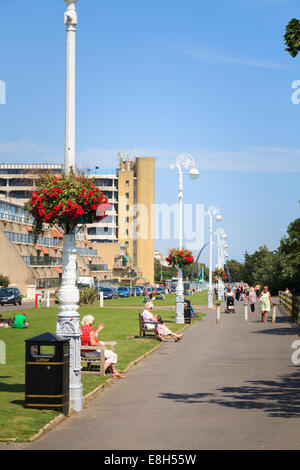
[0,0,300,267]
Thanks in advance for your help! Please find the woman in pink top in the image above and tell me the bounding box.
[248,287,257,314]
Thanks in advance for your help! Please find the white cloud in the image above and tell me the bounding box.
[0,140,62,163]
[180,46,290,71]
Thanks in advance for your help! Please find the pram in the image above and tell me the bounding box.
[225,296,235,313]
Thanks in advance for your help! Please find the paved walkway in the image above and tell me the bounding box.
[3,300,300,450]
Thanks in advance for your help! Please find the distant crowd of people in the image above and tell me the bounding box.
[224,284,276,323]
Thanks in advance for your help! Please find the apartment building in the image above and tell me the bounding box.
[82,153,155,284]
[0,155,155,284]
[0,197,113,296]
[0,163,64,203]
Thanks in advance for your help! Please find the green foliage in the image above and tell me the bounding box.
[0,273,10,287]
[240,215,300,295]
[226,259,243,282]
[284,19,300,58]
[79,287,99,305]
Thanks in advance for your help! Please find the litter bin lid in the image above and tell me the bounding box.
[25,332,69,344]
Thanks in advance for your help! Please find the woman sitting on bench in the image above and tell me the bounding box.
[80,315,124,379]
[141,302,184,342]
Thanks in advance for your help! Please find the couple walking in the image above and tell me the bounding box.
[248,285,273,323]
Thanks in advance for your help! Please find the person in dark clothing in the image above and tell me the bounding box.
[255,285,261,298]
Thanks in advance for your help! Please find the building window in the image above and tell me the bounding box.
[126,205,129,211]
[126,180,129,187]
[125,193,129,199]
[126,217,129,223]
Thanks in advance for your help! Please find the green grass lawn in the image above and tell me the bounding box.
[103,290,209,307]
[0,303,205,442]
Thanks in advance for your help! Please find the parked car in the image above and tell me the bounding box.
[130,286,142,296]
[117,286,130,297]
[136,285,146,296]
[0,287,22,306]
[101,287,118,299]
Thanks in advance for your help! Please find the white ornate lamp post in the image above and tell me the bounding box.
[205,206,222,308]
[215,228,227,300]
[64,0,77,173]
[56,0,83,413]
[171,154,199,323]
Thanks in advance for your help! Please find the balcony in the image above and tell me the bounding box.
[23,256,62,267]
[89,264,108,272]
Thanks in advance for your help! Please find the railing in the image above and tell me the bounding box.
[23,256,61,267]
[279,291,300,324]
[77,247,98,256]
[0,211,34,225]
[89,264,108,272]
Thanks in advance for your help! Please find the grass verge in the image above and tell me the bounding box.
[0,304,205,441]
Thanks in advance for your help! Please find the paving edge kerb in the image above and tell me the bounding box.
[27,320,196,443]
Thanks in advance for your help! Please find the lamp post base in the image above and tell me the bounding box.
[56,232,83,413]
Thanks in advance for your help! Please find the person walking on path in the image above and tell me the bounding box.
[258,286,273,323]
[248,287,257,314]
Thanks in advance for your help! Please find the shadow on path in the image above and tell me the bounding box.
[159,369,300,419]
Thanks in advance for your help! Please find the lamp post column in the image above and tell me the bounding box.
[216,231,222,300]
[56,0,83,413]
[208,213,213,308]
[206,206,221,308]
[176,165,185,324]
[64,0,77,173]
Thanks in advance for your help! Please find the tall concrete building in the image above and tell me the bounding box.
[0,155,155,284]
[85,154,155,284]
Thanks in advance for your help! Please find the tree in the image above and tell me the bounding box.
[240,245,282,294]
[0,274,9,287]
[277,218,300,293]
[284,19,300,58]
[227,259,243,282]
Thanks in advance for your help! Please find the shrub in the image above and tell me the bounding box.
[79,287,98,305]
[0,274,10,287]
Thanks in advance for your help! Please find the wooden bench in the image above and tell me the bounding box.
[139,314,159,339]
[80,342,117,376]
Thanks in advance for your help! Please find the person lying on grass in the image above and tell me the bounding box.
[80,314,124,378]
[141,302,184,342]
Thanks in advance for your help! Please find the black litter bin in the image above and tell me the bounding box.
[25,332,70,414]
[184,299,192,324]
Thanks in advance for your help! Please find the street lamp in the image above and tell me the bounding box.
[171,154,199,323]
[205,206,222,308]
[55,0,83,413]
[215,228,227,300]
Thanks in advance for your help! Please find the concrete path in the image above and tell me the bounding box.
[3,300,300,450]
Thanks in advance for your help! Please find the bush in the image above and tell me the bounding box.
[0,273,10,287]
[79,287,98,305]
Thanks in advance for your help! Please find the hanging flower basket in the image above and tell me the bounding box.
[25,170,108,242]
[212,268,227,282]
[166,249,194,269]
